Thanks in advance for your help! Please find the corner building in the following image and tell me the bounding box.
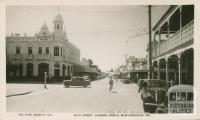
[6,14,80,82]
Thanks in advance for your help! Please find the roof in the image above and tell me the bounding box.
[167,85,193,94]
[152,5,178,31]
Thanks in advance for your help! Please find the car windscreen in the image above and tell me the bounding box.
[149,82,166,88]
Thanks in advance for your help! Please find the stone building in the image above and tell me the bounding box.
[6,13,80,82]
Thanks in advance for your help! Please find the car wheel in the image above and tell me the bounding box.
[65,84,69,87]
[143,102,148,112]
[83,85,87,88]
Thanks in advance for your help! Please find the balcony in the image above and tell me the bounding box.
[35,54,50,60]
[24,54,33,60]
[12,54,21,59]
[53,56,65,61]
[152,21,193,58]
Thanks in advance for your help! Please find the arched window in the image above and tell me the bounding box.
[57,24,59,29]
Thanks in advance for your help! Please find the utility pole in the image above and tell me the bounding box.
[148,5,152,79]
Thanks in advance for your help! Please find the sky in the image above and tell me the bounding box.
[6,5,169,71]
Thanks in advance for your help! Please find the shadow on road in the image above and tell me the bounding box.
[111,91,118,93]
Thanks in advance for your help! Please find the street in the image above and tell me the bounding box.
[7,78,144,113]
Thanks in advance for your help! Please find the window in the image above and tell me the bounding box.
[16,47,20,54]
[180,92,187,101]
[187,92,193,101]
[54,46,59,56]
[46,47,49,54]
[61,47,62,56]
[28,47,32,54]
[57,24,59,29]
[38,47,42,54]
[170,92,176,101]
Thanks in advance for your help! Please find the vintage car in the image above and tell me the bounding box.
[155,85,193,113]
[138,79,146,93]
[122,77,131,84]
[140,79,167,113]
[63,76,91,87]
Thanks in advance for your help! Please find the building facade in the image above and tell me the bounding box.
[150,5,194,85]
[125,56,146,72]
[6,14,80,82]
[73,58,99,80]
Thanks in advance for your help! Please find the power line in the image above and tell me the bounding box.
[66,29,138,34]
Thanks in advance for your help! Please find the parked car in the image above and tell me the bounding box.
[122,77,131,84]
[140,79,167,113]
[138,79,146,93]
[155,85,193,113]
[63,76,91,87]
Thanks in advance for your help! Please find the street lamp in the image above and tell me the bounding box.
[44,72,47,89]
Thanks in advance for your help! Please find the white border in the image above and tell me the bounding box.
[0,0,200,120]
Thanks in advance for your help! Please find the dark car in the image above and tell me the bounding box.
[122,77,131,84]
[63,76,91,87]
[138,79,146,92]
[140,79,167,113]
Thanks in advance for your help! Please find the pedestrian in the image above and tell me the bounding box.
[109,76,114,92]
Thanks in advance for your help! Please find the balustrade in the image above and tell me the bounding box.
[24,54,33,59]
[35,54,50,60]
[152,21,193,58]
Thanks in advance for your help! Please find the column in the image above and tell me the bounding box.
[22,63,27,76]
[158,29,161,55]
[33,63,38,76]
[157,60,161,79]
[50,62,54,76]
[152,61,154,79]
[65,65,68,76]
[185,55,189,83]
[71,66,73,76]
[177,52,182,85]
[60,64,63,76]
[167,20,170,38]
[165,58,169,85]
[59,46,62,56]
[178,59,182,85]
[179,6,182,45]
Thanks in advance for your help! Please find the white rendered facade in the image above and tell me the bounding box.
[6,14,80,82]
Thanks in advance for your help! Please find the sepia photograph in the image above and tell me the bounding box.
[5,4,194,115]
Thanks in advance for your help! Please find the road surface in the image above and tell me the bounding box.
[7,78,144,113]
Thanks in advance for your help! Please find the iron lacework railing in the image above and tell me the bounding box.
[152,20,194,58]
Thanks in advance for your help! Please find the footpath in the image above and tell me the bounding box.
[6,83,48,97]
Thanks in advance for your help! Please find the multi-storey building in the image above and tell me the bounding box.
[6,13,80,82]
[150,5,194,85]
[125,56,146,72]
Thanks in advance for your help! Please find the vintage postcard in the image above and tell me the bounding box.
[0,0,200,120]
